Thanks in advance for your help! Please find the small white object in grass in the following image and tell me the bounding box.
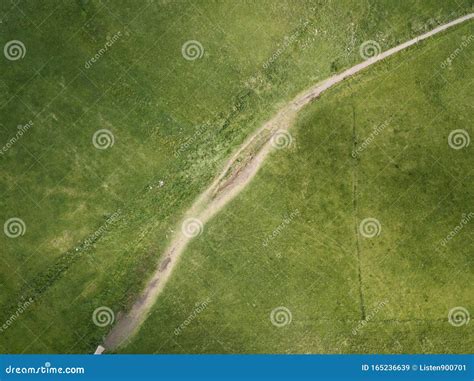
[94,345,105,355]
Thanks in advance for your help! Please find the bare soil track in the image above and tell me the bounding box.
[101,13,474,352]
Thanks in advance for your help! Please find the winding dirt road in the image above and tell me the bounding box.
[101,13,474,352]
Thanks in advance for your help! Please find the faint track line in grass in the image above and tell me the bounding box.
[351,104,366,320]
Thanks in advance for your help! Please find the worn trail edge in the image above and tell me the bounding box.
[101,13,474,352]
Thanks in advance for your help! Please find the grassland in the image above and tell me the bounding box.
[0,0,472,353]
[122,20,473,353]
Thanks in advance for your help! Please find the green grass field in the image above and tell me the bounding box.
[0,0,472,353]
[122,21,473,353]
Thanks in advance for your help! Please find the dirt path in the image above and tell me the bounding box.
[101,13,473,352]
